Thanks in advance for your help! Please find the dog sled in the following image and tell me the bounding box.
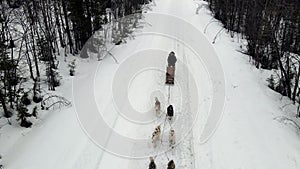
[165,66,175,85]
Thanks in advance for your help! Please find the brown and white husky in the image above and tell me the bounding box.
[169,128,175,148]
[152,125,161,148]
[154,97,161,116]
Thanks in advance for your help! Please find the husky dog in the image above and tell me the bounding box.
[148,157,157,169]
[154,97,161,116]
[167,105,174,121]
[167,160,176,169]
[169,129,175,148]
[152,125,161,148]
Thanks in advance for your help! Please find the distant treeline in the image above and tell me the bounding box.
[206,0,300,107]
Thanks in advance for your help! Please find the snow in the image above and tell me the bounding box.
[1,0,300,169]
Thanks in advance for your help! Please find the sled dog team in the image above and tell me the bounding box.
[149,52,177,169]
[150,104,176,168]
[151,97,176,169]
[151,101,176,149]
[149,156,176,169]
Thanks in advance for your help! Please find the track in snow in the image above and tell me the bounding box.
[73,0,214,168]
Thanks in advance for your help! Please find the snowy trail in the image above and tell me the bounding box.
[91,0,213,168]
[125,36,197,169]
[85,0,300,168]
[75,0,213,168]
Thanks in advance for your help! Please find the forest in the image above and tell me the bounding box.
[0,0,151,127]
[206,0,300,116]
[1,0,300,129]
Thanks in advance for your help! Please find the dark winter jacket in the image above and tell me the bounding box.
[168,53,177,67]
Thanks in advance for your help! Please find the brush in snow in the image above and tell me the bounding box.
[148,157,157,169]
[154,97,161,116]
[21,93,31,106]
[152,125,161,148]
[115,40,122,45]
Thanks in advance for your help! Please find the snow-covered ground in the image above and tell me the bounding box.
[1,0,300,169]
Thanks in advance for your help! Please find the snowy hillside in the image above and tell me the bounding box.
[1,0,300,169]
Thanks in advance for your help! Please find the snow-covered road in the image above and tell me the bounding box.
[69,0,300,168]
[72,0,220,168]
